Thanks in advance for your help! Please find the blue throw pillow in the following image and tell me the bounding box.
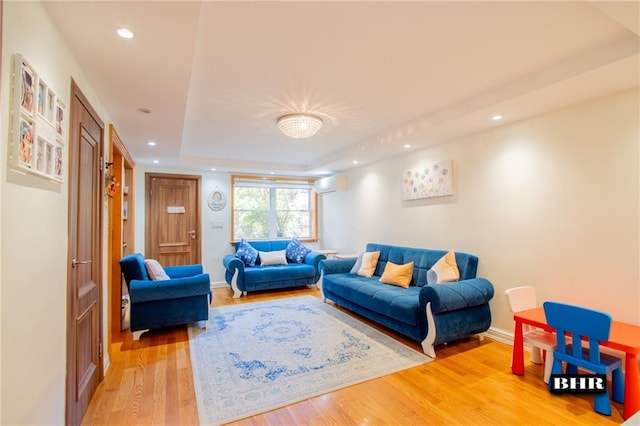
[286,238,311,263]
[236,238,258,267]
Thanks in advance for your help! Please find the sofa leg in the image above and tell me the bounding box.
[230,269,242,298]
[132,329,147,341]
[476,333,485,342]
[421,301,437,358]
[201,320,209,330]
[318,270,326,301]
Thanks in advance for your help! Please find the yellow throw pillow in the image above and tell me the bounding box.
[379,261,414,288]
[357,251,380,278]
[427,251,460,284]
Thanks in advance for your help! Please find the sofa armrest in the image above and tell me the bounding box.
[129,273,211,303]
[419,278,494,314]
[223,255,245,274]
[304,251,326,281]
[319,258,357,275]
[304,251,326,268]
[164,264,203,278]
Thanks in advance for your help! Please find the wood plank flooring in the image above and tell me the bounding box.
[81,287,625,425]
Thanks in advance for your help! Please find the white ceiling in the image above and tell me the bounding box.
[42,1,639,177]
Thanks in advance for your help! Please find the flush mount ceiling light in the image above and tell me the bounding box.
[277,113,323,139]
[117,27,135,39]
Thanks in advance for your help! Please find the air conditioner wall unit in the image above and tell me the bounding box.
[313,175,347,194]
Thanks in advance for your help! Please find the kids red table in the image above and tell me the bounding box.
[512,307,640,419]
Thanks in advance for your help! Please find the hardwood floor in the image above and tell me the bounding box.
[82,287,625,425]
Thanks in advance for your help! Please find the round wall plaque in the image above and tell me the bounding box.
[207,188,226,211]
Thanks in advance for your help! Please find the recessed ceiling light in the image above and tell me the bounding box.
[152,160,159,164]
[352,160,359,165]
[492,114,503,121]
[147,141,156,146]
[269,172,275,175]
[210,167,217,171]
[403,144,411,149]
[116,28,135,39]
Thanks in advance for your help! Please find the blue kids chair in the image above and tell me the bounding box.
[543,301,624,415]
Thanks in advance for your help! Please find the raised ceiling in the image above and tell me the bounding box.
[43,1,639,176]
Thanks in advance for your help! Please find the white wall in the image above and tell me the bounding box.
[320,89,640,334]
[1,2,113,424]
[134,166,234,284]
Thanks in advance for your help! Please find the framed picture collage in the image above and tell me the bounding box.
[10,54,66,182]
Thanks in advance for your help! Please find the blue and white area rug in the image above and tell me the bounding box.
[188,296,430,425]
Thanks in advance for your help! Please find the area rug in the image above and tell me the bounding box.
[188,295,430,425]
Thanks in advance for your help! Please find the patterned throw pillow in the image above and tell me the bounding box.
[285,238,312,263]
[427,251,460,284]
[144,259,170,281]
[235,238,259,267]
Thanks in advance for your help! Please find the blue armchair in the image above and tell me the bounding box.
[119,253,212,340]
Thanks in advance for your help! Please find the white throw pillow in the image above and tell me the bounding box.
[357,251,380,278]
[427,251,460,284]
[145,259,170,281]
[259,250,288,266]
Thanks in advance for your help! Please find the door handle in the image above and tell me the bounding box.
[71,258,92,268]
[188,230,197,239]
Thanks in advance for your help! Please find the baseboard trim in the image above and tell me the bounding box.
[211,281,227,289]
[486,326,513,346]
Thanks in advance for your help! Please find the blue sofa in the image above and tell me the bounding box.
[223,240,326,298]
[119,253,211,339]
[320,243,494,357]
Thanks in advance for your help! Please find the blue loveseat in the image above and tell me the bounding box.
[320,243,494,357]
[223,240,326,298]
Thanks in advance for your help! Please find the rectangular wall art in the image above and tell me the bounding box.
[402,160,454,201]
[8,54,66,182]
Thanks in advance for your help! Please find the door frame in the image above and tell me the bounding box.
[66,79,104,426]
[145,172,202,264]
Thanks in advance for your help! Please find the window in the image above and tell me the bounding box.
[232,175,317,241]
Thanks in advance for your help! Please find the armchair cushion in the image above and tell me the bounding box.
[144,259,170,281]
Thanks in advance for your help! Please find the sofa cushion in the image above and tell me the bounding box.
[357,251,380,277]
[244,263,315,284]
[379,261,414,288]
[323,273,421,326]
[427,250,459,284]
[259,249,288,266]
[144,259,170,281]
[285,238,311,263]
[236,238,259,267]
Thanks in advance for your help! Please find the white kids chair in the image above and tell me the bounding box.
[505,286,557,384]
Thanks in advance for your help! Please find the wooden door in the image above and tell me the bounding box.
[145,173,201,266]
[66,80,103,426]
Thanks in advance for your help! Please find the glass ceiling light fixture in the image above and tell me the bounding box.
[277,113,323,139]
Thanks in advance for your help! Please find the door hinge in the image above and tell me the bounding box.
[99,156,103,170]
[98,342,103,358]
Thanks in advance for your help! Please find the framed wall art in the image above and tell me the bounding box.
[402,160,454,201]
[9,54,66,182]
